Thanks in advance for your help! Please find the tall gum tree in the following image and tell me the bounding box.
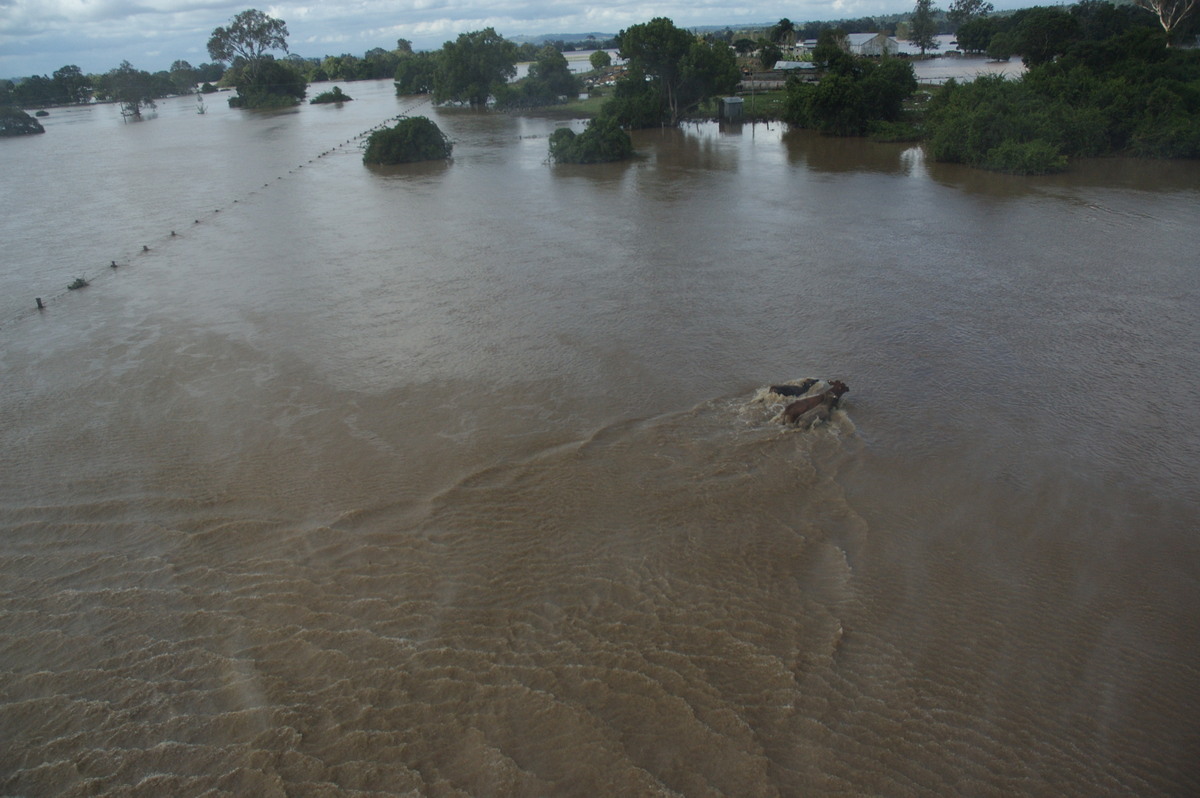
[1131,0,1198,42]
[207,9,289,84]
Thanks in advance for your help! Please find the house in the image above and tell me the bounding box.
[800,33,900,57]
[846,33,900,56]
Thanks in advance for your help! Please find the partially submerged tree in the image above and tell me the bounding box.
[106,61,159,117]
[363,116,452,164]
[311,86,352,104]
[590,50,613,70]
[168,60,197,94]
[615,17,739,126]
[784,57,918,136]
[433,28,518,106]
[548,117,633,163]
[225,58,306,107]
[395,52,438,95]
[909,0,942,55]
[496,45,580,108]
[207,9,290,84]
[0,106,46,136]
[947,0,995,30]
[208,8,301,107]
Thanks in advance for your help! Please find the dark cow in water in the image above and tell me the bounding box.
[781,380,849,426]
[768,378,819,397]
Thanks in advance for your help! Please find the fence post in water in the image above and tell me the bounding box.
[36,298,44,310]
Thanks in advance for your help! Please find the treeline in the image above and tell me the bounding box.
[927,24,1200,171]
[777,0,1200,173]
[955,0,1162,58]
[1,61,225,108]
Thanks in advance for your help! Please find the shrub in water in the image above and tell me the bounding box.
[311,86,352,104]
[0,106,45,136]
[983,139,1068,174]
[548,117,633,164]
[363,117,452,165]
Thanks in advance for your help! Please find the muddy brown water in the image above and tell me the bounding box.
[2,78,1198,796]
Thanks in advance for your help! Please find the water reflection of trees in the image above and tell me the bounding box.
[783,128,912,175]
[631,125,739,173]
[924,154,1200,198]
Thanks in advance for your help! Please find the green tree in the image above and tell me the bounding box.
[909,0,942,55]
[1010,7,1080,65]
[395,52,438,95]
[52,65,90,104]
[363,116,452,164]
[597,65,664,128]
[548,117,633,163]
[496,45,580,108]
[955,16,1004,53]
[617,17,738,125]
[207,9,289,85]
[311,85,352,104]
[590,50,613,70]
[106,61,159,116]
[812,28,851,69]
[758,40,782,70]
[947,0,994,30]
[771,18,797,45]
[195,63,227,83]
[786,57,918,135]
[1,106,46,135]
[168,60,197,94]
[225,57,306,107]
[617,17,693,122]
[13,74,55,107]
[363,47,400,79]
[433,28,517,107]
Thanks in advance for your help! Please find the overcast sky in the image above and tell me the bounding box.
[2,0,1031,79]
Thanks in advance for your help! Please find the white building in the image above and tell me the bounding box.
[846,33,901,56]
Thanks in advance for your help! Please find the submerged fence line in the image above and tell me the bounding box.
[11,96,433,328]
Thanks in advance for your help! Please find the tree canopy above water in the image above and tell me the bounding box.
[433,28,517,107]
[363,116,453,165]
[209,9,302,108]
[610,17,739,127]
[0,106,45,136]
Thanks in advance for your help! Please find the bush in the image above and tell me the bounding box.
[983,139,1068,174]
[868,120,920,142]
[363,116,452,164]
[0,106,45,136]
[923,28,1200,172]
[783,57,917,136]
[229,59,307,108]
[311,86,352,104]
[597,66,666,128]
[548,117,633,163]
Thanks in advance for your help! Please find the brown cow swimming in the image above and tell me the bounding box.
[781,380,849,426]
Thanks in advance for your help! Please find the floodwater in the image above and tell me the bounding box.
[2,80,1198,796]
